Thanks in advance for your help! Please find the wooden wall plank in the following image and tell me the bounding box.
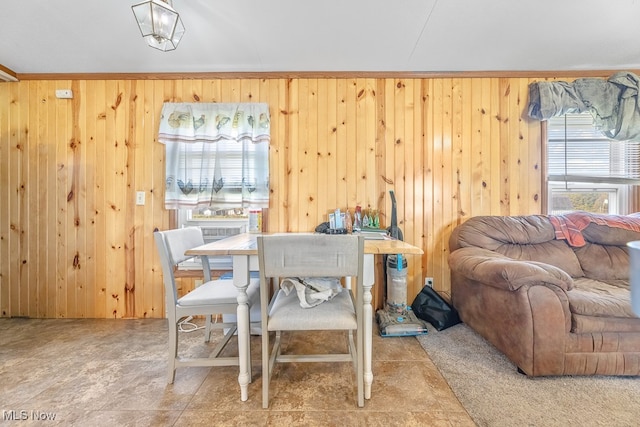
[421,80,435,293]
[326,79,338,216]
[149,79,165,316]
[457,78,472,225]
[26,81,38,316]
[84,80,97,319]
[335,79,348,215]
[18,82,30,317]
[129,80,145,318]
[43,82,57,318]
[527,78,543,214]
[33,81,47,317]
[105,80,124,318]
[8,83,18,315]
[317,79,329,222]
[93,80,107,319]
[287,79,299,231]
[0,82,8,316]
[468,79,481,219]
[481,78,494,216]
[73,79,88,318]
[355,78,368,211]
[403,79,417,291]
[55,81,68,317]
[307,79,318,230]
[267,79,282,232]
[365,79,377,215]
[489,78,502,215]
[345,79,357,210]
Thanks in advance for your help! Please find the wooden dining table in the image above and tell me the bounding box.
[185,232,423,403]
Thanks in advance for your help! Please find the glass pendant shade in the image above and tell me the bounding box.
[132,0,185,51]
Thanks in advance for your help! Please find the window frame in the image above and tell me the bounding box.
[543,113,639,215]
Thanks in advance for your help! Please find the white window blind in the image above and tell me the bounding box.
[547,113,640,184]
[174,140,266,191]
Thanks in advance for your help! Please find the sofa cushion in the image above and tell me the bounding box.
[572,313,640,333]
[568,277,639,333]
[450,215,584,277]
[573,243,630,281]
[500,240,584,278]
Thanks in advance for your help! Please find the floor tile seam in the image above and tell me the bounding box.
[0,356,168,364]
[64,409,184,427]
[182,409,390,413]
[181,367,215,420]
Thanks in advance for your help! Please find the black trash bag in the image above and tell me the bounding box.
[410,286,461,331]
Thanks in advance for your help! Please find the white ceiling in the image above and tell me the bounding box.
[2,0,640,76]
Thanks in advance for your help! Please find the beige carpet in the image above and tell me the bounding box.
[416,323,640,427]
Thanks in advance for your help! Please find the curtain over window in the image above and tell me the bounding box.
[158,103,270,210]
[528,71,640,142]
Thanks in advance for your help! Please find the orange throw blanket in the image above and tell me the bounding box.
[548,211,640,247]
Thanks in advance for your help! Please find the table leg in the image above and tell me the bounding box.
[233,255,251,402]
[363,254,375,400]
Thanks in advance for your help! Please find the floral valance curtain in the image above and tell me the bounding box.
[158,102,270,210]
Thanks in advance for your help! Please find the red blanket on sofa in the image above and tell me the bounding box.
[548,212,640,247]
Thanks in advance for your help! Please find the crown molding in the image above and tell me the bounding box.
[0,64,18,82]
[10,69,640,81]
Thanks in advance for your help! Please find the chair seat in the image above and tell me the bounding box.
[178,277,260,307]
[268,288,357,331]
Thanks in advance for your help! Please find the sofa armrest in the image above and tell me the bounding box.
[448,247,574,292]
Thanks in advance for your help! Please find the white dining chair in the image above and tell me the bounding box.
[257,233,365,408]
[154,227,260,385]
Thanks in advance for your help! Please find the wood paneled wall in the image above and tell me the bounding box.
[0,77,544,319]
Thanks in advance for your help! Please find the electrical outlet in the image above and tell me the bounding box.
[425,277,434,288]
[195,279,203,288]
[135,191,145,206]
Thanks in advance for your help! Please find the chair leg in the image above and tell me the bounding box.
[263,331,283,408]
[262,327,270,408]
[357,324,364,407]
[168,320,178,384]
[348,331,357,371]
[204,314,213,343]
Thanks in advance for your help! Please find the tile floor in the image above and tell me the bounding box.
[0,317,474,426]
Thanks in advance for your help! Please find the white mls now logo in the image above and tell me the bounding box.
[3,410,56,421]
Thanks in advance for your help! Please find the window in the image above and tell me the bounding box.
[165,138,269,210]
[546,113,640,215]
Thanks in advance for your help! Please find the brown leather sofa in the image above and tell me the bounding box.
[448,213,640,376]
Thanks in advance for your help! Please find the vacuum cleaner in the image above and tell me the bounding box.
[376,190,428,337]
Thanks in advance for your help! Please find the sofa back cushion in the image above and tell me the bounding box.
[574,244,629,281]
[573,222,640,280]
[450,215,584,277]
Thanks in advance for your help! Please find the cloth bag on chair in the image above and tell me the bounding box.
[280,277,342,308]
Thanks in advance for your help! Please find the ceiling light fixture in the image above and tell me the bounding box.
[132,0,185,52]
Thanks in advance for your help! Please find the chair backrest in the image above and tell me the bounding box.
[154,227,205,307]
[257,234,364,281]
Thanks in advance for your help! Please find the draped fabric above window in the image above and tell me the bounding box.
[158,103,270,210]
[527,71,640,142]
